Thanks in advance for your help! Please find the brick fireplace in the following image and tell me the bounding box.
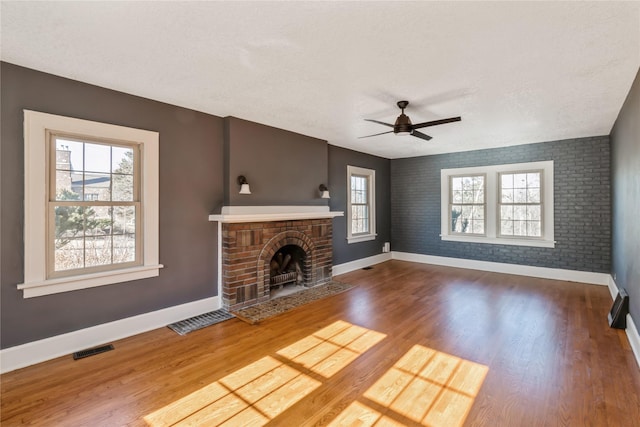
[209,206,343,311]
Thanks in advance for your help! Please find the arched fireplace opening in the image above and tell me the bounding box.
[269,244,306,293]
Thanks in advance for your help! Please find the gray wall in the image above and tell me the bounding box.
[328,145,391,265]
[1,62,224,348]
[610,67,640,331]
[391,136,611,273]
[223,116,328,207]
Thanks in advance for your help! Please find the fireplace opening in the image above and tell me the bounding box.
[269,244,306,297]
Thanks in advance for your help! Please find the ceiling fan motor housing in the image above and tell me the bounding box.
[394,113,412,134]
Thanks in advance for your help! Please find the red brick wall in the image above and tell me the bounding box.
[222,219,333,310]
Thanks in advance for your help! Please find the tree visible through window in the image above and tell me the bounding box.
[50,136,139,276]
[499,171,542,237]
[347,165,376,243]
[350,174,369,234]
[450,175,485,234]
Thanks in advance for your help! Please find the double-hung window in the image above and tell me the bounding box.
[441,161,554,248]
[499,171,543,238]
[347,165,376,243]
[20,110,161,298]
[49,135,140,276]
[449,174,485,235]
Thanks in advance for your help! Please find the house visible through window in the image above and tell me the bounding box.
[50,136,140,277]
[440,161,554,248]
[347,165,376,243]
[20,110,161,298]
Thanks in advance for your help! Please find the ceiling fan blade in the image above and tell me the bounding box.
[364,119,394,128]
[358,130,394,139]
[411,116,461,130]
[411,130,432,141]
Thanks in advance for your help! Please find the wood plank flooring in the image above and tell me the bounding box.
[2,260,639,426]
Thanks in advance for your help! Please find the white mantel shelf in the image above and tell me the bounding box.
[208,206,344,223]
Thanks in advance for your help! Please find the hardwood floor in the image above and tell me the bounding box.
[2,260,639,426]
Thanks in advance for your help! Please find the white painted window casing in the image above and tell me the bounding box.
[440,161,555,248]
[347,165,377,243]
[19,110,162,298]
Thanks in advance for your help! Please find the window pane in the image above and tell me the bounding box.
[527,221,541,237]
[84,143,111,173]
[527,205,541,221]
[452,190,463,203]
[501,220,513,235]
[473,176,484,191]
[55,138,83,171]
[501,174,514,189]
[500,205,513,220]
[451,206,462,232]
[472,205,484,220]
[462,190,474,203]
[55,171,79,200]
[351,205,369,234]
[113,206,136,234]
[55,205,85,242]
[513,220,527,236]
[112,146,134,174]
[501,189,513,203]
[527,173,540,188]
[85,236,112,267]
[452,177,462,191]
[513,205,526,221]
[527,188,540,203]
[113,234,136,263]
[83,173,111,201]
[85,205,111,236]
[472,221,485,234]
[351,176,368,204]
[54,237,84,271]
[113,174,134,201]
[514,174,527,188]
[514,189,527,203]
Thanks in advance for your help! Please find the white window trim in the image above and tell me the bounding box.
[19,110,163,298]
[440,161,555,248]
[347,165,377,244]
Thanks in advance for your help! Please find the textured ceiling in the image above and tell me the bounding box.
[1,1,639,159]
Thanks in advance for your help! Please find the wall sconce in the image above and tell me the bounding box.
[319,184,330,199]
[238,175,251,194]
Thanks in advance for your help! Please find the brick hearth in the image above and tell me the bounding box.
[222,219,333,310]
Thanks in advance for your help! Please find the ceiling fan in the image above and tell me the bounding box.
[360,100,461,141]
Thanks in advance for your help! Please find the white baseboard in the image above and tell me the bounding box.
[391,251,610,286]
[626,314,640,370]
[0,296,220,374]
[332,253,392,276]
[607,275,619,300]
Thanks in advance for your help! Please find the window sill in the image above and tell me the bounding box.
[347,233,377,244]
[440,234,555,248]
[17,264,164,298]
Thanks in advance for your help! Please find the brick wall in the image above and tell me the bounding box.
[391,136,611,273]
[222,219,333,310]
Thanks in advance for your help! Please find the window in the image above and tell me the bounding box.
[499,171,542,238]
[440,161,554,248]
[449,174,485,235]
[50,136,140,277]
[19,110,161,298]
[347,165,376,243]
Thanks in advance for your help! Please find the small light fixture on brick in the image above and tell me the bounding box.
[238,175,251,194]
[319,184,330,199]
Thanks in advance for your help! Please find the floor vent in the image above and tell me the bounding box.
[73,344,114,360]
[362,266,373,270]
[168,309,235,335]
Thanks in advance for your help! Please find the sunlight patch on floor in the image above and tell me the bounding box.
[144,320,386,426]
[330,345,489,427]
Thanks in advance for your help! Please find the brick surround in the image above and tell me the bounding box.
[222,219,333,310]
